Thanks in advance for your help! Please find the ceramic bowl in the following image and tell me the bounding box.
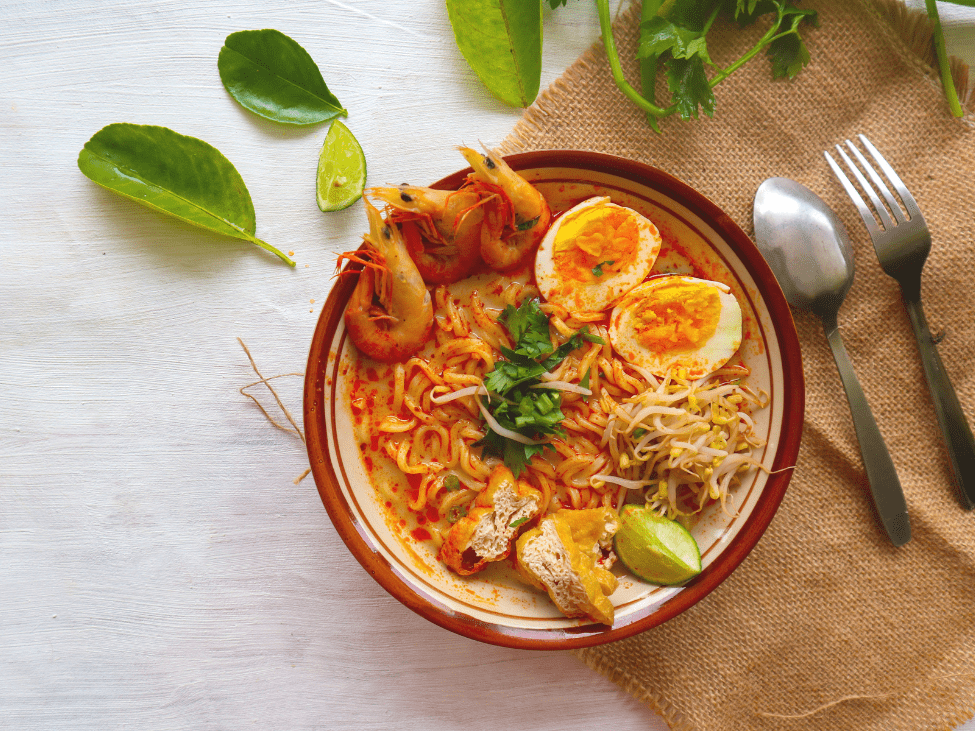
[304,150,804,650]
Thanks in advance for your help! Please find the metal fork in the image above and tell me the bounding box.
[825,134,975,510]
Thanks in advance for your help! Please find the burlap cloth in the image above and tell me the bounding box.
[497,1,975,729]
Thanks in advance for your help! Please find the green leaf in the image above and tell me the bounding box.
[539,327,601,370]
[580,368,591,391]
[77,123,293,266]
[475,430,551,478]
[658,0,720,31]
[500,299,552,359]
[484,351,548,395]
[591,259,615,277]
[666,55,716,119]
[218,29,347,126]
[446,0,543,107]
[639,0,665,132]
[638,17,708,61]
[766,7,816,79]
[767,32,810,79]
[517,216,540,231]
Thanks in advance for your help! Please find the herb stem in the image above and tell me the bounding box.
[709,9,785,88]
[925,0,964,117]
[596,0,670,118]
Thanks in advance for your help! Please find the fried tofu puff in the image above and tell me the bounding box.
[515,508,620,625]
[439,465,543,576]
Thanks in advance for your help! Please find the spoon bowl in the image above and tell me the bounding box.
[753,177,911,547]
[753,177,854,314]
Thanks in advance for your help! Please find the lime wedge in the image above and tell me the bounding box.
[316,120,366,212]
[614,505,702,586]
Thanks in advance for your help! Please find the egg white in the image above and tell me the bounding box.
[609,275,743,379]
[534,197,661,313]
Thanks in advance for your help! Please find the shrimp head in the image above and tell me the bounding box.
[343,199,434,363]
[459,146,551,272]
[368,185,485,285]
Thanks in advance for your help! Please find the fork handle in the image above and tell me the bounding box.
[823,320,911,546]
[903,294,975,510]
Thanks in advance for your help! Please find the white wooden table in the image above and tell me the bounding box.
[2,2,973,729]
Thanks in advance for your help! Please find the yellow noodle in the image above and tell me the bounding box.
[409,472,439,512]
[393,363,406,413]
[379,415,418,433]
[549,313,576,338]
[369,271,766,531]
[439,487,477,519]
[406,356,446,387]
[435,338,495,370]
[459,440,492,481]
[413,423,450,462]
[443,371,482,387]
[385,439,435,475]
[567,486,583,510]
[469,292,512,350]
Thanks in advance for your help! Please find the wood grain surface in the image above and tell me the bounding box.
[1,1,973,729]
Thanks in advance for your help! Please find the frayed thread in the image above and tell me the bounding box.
[237,337,310,485]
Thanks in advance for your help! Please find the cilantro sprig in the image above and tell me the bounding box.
[476,299,603,477]
[600,0,818,130]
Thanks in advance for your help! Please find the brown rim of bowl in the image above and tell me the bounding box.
[303,149,805,650]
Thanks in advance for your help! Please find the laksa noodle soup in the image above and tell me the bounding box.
[339,148,769,626]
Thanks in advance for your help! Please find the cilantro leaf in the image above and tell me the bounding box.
[768,33,809,79]
[509,516,529,529]
[484,348,548,395]
[500,299,551,359]
[517,216,540,231]
[475,430,552,478]
[591,260,615,277]
[766,7,817,79]
[637,17,709,62]
[540,326,603,370]
[478,299,601,476]
[659,0,718,32]
[666,55,716,120]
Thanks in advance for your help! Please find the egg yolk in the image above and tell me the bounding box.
[552,207,638,282]
[632,281,721,353]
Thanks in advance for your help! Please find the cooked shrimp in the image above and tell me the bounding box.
[459,146,551,272]
[368,185,485,285]
[341,199,434,363]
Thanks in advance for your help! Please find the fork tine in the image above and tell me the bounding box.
[857,134,924,222]
[845,139,908,225]
[824,149,884,238]
[834,144,897,230]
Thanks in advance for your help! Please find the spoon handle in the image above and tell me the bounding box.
[902,293,975,510]
[823,320,911,546]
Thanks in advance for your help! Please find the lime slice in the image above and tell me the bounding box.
[614,505,702,586]
[316,120,366,212]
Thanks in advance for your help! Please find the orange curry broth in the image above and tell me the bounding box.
[345,181,762,550]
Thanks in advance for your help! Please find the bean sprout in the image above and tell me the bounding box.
[590,369,768,519]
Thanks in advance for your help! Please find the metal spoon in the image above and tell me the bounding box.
[753,177,910,547]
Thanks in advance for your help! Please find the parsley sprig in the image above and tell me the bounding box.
[476,299,603,477]
[598,0,818,131]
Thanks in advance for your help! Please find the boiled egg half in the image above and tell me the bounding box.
[534,197,662,313]
[609,275,743,379]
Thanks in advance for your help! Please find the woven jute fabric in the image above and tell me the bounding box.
[500,1,975,729]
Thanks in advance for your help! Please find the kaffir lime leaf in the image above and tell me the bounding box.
[316,120,365,212]
[614,505,702,586]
